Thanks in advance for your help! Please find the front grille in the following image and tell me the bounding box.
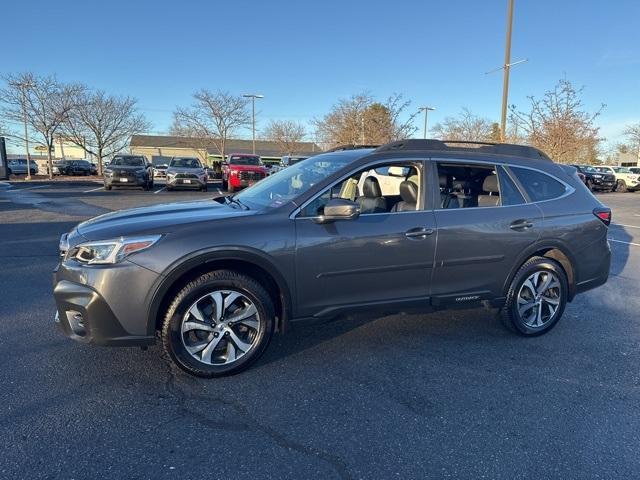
[238,171,265,181]
[175,173,198,179]
[604,174,615,182]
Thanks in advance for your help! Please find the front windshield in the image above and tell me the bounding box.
[234,152,362,210]
[594,167,609,173]
[614,167,631,173]
[112,156,145,167]
[229,155,260,166]
[581,165,597,173]
[170,158,202,168]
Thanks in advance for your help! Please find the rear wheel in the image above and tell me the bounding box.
[501,256,568,336]
[161,270,275,377]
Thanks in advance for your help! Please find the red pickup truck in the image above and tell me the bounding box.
[222,154,269,192]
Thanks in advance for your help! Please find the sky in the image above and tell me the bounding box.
[2,0,639,151]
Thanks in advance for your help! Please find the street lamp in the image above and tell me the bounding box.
[243,94,264,154]
[10,80,34,180]
[418,106,435,139]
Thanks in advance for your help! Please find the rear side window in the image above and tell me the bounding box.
[510,167,567,202]
[498,166,525,206]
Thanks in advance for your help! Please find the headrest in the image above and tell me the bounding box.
[363,176,382,198]
[483,174,499,193]
[452,180,471,192]
[399,180,418,203]
[439,173,449,188]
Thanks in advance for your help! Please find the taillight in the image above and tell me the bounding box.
[593,207,611,226]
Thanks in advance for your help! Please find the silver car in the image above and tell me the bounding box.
[165,157,208,191]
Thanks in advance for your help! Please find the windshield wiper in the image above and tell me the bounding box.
[225,196,249,210]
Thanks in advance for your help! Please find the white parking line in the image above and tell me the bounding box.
[609,238,640,247]
[612,223,640,229]
[83,186,104,193]
[154,187,166,194]
[216,188,222,195]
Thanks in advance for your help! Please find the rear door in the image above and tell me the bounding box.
[430,159,541,305]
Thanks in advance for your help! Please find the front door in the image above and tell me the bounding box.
[294,160,437,318]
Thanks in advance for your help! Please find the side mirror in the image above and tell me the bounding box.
[314,198,360,224]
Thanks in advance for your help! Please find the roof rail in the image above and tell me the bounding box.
[326,144,380,153]
[374,139,551,161]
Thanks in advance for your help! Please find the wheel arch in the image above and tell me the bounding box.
[147,248,293,336]
[503,240,577,302]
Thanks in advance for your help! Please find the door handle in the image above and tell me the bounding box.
[405,227,435,238]
[510,219,534,231]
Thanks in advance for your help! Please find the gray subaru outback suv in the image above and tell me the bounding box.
[54,140,611,377]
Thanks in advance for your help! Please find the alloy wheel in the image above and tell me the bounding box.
[516,271,561,328]
[181,289,261,365]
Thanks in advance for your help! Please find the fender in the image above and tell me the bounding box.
[145,246,294,336]
[502,238,578,301]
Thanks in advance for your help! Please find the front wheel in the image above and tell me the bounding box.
[616,180,627,192]
[161,270,275,377]
[501,256,568,336]
[586,179,593,191]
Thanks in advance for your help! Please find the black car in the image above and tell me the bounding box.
[103,155,154,190]
[54,139,611,378]
[52,160,94,176]
[572,165,616,192]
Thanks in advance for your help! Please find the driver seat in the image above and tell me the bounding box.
[391,180,418,212]
[358,177,387,214]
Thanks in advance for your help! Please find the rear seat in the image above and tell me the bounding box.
[477,174,500,207]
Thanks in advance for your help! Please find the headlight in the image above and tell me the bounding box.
[592,174,602,178]
[67,235,162,265]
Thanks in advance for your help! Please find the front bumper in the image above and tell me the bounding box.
[105,175,147,187]
[53,260,158,346]
[167,177,206,188]
[591,179,615,190]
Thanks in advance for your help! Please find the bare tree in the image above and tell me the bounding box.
[262,120,307,155]
[313,93,418,148]
[168,119,214,166]
[509,78,605,164]
[0,73,79,179]
[64,88,150,175]
[172,90,250,162]
[622,122,640,158]
[431,109,497,142]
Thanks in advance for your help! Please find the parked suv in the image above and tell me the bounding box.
[54,140,611,377]
[166,157,208,191]
[7,159,38,176]
[572,164,616,192]
[594,165,640,192]
[52,159,94,176]
[222,154,268,192]
[103,155,153,190]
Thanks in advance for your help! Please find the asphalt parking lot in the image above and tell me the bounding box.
[0,181,639,479]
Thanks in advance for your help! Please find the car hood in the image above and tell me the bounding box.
[76,199,255,240]
[167,167,205,174]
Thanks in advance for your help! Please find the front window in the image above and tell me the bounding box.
[170,158,202,168]
[111,156,146,167]
[613,167,631,173]
[233,152,362,210]
[229,155,260,166]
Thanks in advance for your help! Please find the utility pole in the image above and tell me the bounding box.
[12,81,34,180]
[500,0,514,142]
[243,94,264,154]
[418,106,435,139]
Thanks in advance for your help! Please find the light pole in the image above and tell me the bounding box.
[500,0,515,143]
[243,94,264,154]
[11,80,34,180]
[418,106,435,139]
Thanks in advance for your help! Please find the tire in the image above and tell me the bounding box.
[616,180,627,193]
[105,185,112,191]
[161,270,275,377]
[586,179,593,191]
[201,184,208,192]
[222,179,228,190]
[229,185,237,193]
[501,256,568,336]
[166,186,173,191]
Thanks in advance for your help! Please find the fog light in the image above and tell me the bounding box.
[65,310,87,336]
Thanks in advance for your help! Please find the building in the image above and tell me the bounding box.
[129,135,322,168]
[613,151,640,167]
